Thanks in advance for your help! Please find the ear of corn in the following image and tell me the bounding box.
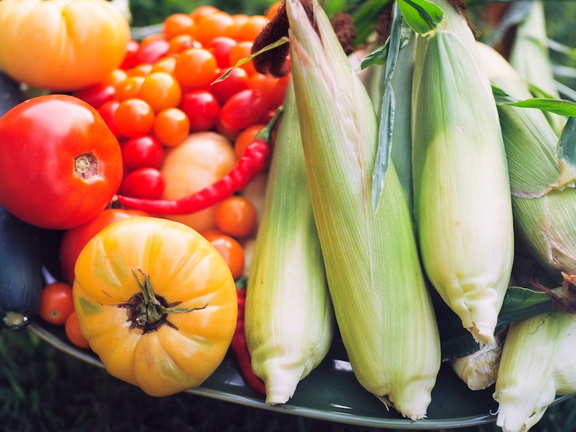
[450,334,503,391]
[476,42,576,283]
[286,0,441,420]
[494,312,576,432]
[244,81,333,405]
[508,1,566,135]
[411,0,514,346]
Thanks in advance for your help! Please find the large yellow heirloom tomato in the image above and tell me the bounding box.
[72,216,238,397]
[0,0,130,91]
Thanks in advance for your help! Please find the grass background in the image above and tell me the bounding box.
[2,1,576,431]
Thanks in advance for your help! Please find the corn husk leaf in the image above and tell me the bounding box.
[286,0,441,420]
[411,0,514,346]
[245,82,333,405]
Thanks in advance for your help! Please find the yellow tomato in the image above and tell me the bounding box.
[160,132,237,232]
[73,216,238,397]
[0,0,130,91]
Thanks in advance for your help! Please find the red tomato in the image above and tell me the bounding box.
[210,67,249,104]
[179,89,220,132]
[0,95,123,229]
[59,208,150,284]
[219,89,269,131]
[73,82,116,109]
[38,282,75,326]
[121,135,165,170]
[119,167,165,200]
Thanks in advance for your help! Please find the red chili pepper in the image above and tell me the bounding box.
[116,107,284,215]
[231,284,266,395]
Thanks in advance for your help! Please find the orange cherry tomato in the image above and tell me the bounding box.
[114,98,155,137]
[237,15,267,42]
[203,233,245,280]
[173,47,218,90]
[194,11,237,45]
[139,72,182,112]
[153,107,191,147]
[38,282,75,326]
[234,124,265,159]
[214,196,258,238]
[163,13,195,39]
[228,41,256,75]
[65,311,91,349]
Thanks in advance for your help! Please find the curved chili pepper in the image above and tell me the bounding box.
[116,107,284,215]
[232,284,266,396]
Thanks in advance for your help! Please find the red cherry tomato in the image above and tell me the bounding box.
[59,208,150,284]
[179,89,220,132]
[121,39,141,69]
[206,36,237,69]
[38,282,75,326]
[73,82,116,109]
[119,167,165,200]
[98,100,122,138]
[219,89,269,131]
[210,67,249,104]
[0,95,123,229]
[121,135,165,170]
[137,38,170,65]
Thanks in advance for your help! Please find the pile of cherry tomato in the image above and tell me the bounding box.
[39,3,290,348]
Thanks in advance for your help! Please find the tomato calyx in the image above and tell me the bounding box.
[74,152,101,181]
[120,267,206,334]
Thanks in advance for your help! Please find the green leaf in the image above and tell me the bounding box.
[557,117,576,170]
[507,97,576,117]
[351,0,393,46]
[360,43,389,69]
[397,0,443,36]
[496,286,557,327]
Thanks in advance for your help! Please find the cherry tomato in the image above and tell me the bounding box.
[0,95,123,229]
[126,63,153,78]
[210,67,249,104]
[115,75,145,101]
[219,89,269,131]
[65,311,91,349]
[151,56,177,75]
[114,98,155,137]
[203,233,245,280]
[59,208,150,284]
[137,38,170,65]
[163,13,195,39]
[179,89,220,132]
[73,82,116,109]
[173,47,218,90]
[153,107,191,147]
[38,282,75,326]
[121,39,140,70]
[103,68,128,88]
[98,100,122,138]
[119,167,165,200]
[194,11,237,46]
[206,36,237,69]
[139,72,182,112]
[234,124,265,158]
[121,135,165,170]
[167,34,197,55]
[237,15,267,42]
[249,73,290,109]
[228,41,256,75]
[214,196,258,238]
[190,5,219,21]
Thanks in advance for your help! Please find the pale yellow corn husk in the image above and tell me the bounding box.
[476,42,576,283]
[411,0,514,346]
[245,82,333,405]
[552,317,576,395]
[494,312,576,432]
[286,0,441,420]
[508,1,566,135]
[450,334,503,391]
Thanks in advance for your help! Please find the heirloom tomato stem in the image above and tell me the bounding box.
[127,267,206,332]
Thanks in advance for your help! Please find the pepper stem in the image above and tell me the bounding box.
[255,105,284,143]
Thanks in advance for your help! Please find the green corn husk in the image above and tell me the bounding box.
[411,0,514,346]
[476,42,576,283]
[286,0,441,420]
[552,319,576,395]
[508,1,566,135]
[494,312,576,432]
[245,82,333,405]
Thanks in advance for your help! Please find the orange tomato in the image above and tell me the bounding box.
[214,196,258,238]
[203,232,245,280]
[160,132,237,232]
[0,0,130,91]
[65,311,91,349]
